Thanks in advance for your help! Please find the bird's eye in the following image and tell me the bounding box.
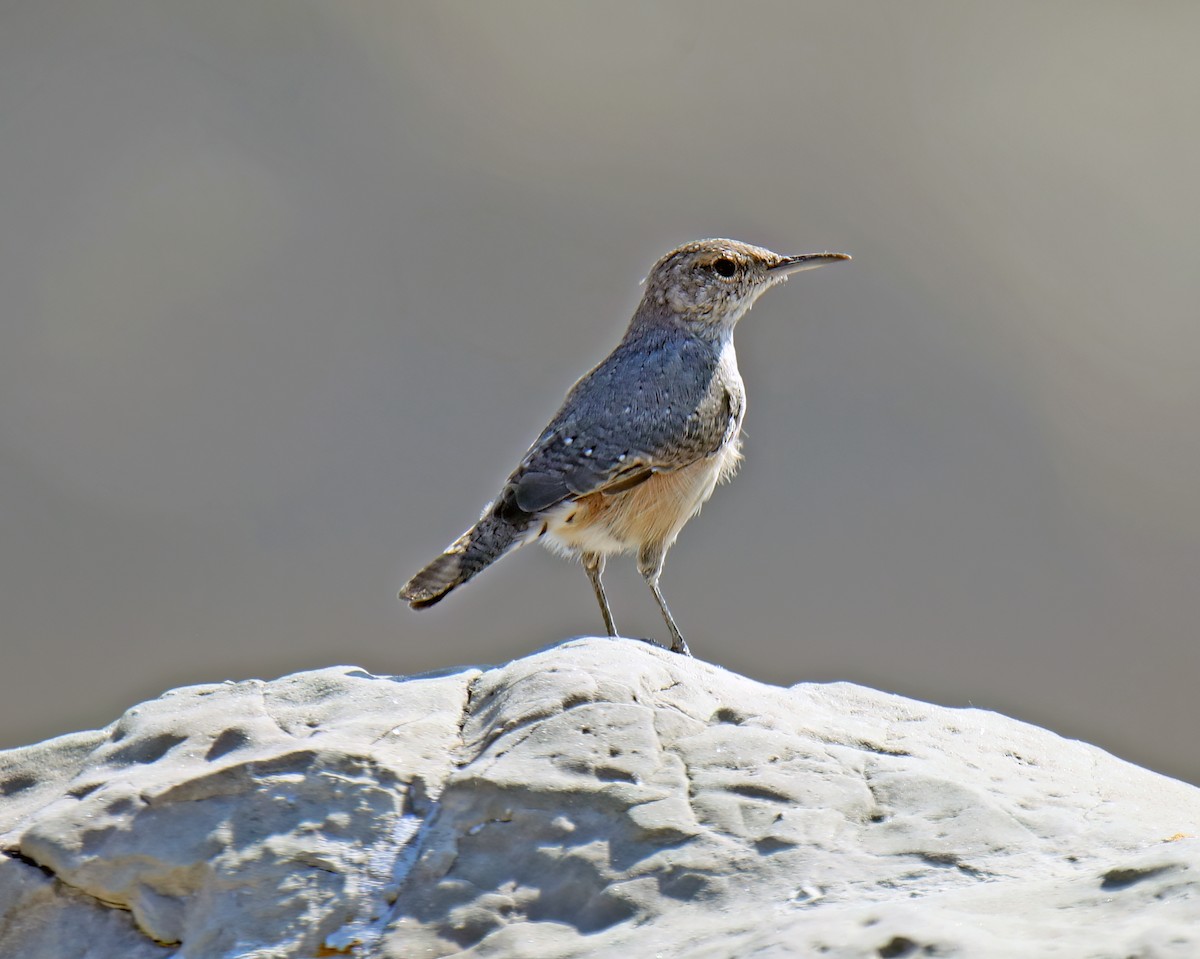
[712,257,737,279]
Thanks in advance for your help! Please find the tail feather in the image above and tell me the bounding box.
[400,507,533,609]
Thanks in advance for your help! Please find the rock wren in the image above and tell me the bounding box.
[400,238,850,655]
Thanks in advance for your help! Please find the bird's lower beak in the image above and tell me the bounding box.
[768,252,852,275]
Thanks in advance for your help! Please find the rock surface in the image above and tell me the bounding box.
[1,638,1197,958]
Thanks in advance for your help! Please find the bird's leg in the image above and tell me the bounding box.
[648,581,691,657]
[638,547,691,657]
[582,552,618,637]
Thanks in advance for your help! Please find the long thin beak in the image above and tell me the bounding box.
[768,252,852,275]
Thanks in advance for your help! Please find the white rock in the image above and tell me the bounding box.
[1,638,1197,958]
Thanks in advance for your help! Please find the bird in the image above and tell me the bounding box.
[400,238,850,655]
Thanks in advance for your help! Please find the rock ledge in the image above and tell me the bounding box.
[1,638,1197,958]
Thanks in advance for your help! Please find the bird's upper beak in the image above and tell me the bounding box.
[767,252,852,275]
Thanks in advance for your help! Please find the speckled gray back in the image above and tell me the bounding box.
[507,322,743,515]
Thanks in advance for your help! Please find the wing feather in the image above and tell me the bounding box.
[500,331,739,516]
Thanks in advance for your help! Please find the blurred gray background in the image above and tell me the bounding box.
[2,2,1197,783]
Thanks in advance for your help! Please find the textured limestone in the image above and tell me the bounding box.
[1,638,1197,958]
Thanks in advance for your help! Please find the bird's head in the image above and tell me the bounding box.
[639,238,849,337]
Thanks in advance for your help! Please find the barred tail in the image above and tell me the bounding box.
[400,506,534,609]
